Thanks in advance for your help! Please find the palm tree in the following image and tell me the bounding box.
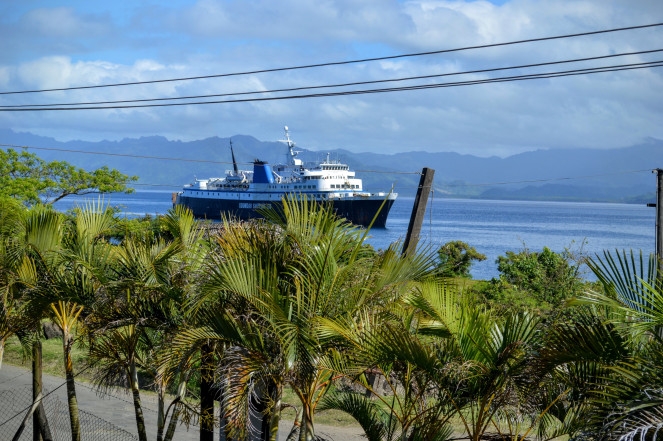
[572,249,663,439]
[3,203,68,370]
[0,198,42,369]
[87,206,208,441]
[214,201,366,441]
[319,279,457,441]
[323,277,549,441]
[535,305,634,440]
[22,201,118,441]
[401,279,545,441]
[168,196,435,441]
[165,218,289,441]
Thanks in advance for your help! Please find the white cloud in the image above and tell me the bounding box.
[0,66,10,87]
[23,7,111,38]
[0,0,661,157]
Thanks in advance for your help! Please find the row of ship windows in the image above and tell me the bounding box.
[303,176,352,180]
[267,185,317,189]
[265,184,360,189]
[189,182,360,194]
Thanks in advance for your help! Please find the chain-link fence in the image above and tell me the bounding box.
[0,386,137,441]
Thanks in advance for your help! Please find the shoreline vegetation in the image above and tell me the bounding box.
[1,193,661,441]
[2,128,659,204]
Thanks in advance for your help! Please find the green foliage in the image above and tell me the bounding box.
[486,246,584,308]
[0,148,138,205]
[6,193,663,441]
[3,334,89,377]
[111,215,161,243]
[436,240,486,278]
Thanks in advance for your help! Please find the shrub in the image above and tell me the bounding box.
[493,246,584,307]
[436,240,486,278]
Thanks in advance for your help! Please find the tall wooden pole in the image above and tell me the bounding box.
[402,168,435,257]
[656,168,663,277]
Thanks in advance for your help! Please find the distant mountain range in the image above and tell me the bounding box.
[1,129,660,203]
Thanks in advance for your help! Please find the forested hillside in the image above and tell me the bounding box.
[1,129,659,202]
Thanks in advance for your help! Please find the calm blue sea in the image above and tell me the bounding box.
[54,192,656,280]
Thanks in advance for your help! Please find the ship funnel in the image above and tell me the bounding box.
[253,160,275,184]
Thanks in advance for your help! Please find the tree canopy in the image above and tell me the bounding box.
[0,148,138,205]
[436,240,486,278]
[3,193,663,440]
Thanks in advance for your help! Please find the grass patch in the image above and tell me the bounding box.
[271,386,359,428]
[3,335,91,380]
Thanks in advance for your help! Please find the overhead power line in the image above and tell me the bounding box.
[0,22,661,96]
[0,142,652,187]
[110,169,656,190]
[0,143,245,166]
[130,169,653,190]
[1,60,661,111]
[446,169,652,188]
[0,142,423,174]
[4,48,662,109]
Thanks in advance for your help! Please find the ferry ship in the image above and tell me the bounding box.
[173,127,397,227]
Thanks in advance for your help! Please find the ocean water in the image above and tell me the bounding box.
[372,197,655,280]
[54,192,656,280]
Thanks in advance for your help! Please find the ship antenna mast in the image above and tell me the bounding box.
[230,139,239,175]
[284,126,294,148]
[283,125,302,166]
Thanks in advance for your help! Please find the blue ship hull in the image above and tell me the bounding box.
[175,195,395,228]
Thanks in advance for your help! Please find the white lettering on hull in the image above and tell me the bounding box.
[238,202,271,209]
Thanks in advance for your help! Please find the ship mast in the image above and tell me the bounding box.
[230,139,239,176]
[283,126,302,167]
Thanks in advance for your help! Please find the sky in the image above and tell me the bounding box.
[0,0,662,157]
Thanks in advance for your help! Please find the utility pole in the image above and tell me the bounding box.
[656,168,663,276]
[402,167,435,257]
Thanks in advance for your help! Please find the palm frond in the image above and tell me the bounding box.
[587,249,660,311]
[23,205,64,255]
[603,391,663,441]
[318,391,398,441]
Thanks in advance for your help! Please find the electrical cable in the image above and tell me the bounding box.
[1,22,661,96]
[4,48,662,109]
[1,60,661,111]
[0,142,423,175]
[129,169,651,189]
[75,380,159,414]
[0,362,96,429]
[0,143,653,185]
[0,143,247,166]
[444,169,652,187]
